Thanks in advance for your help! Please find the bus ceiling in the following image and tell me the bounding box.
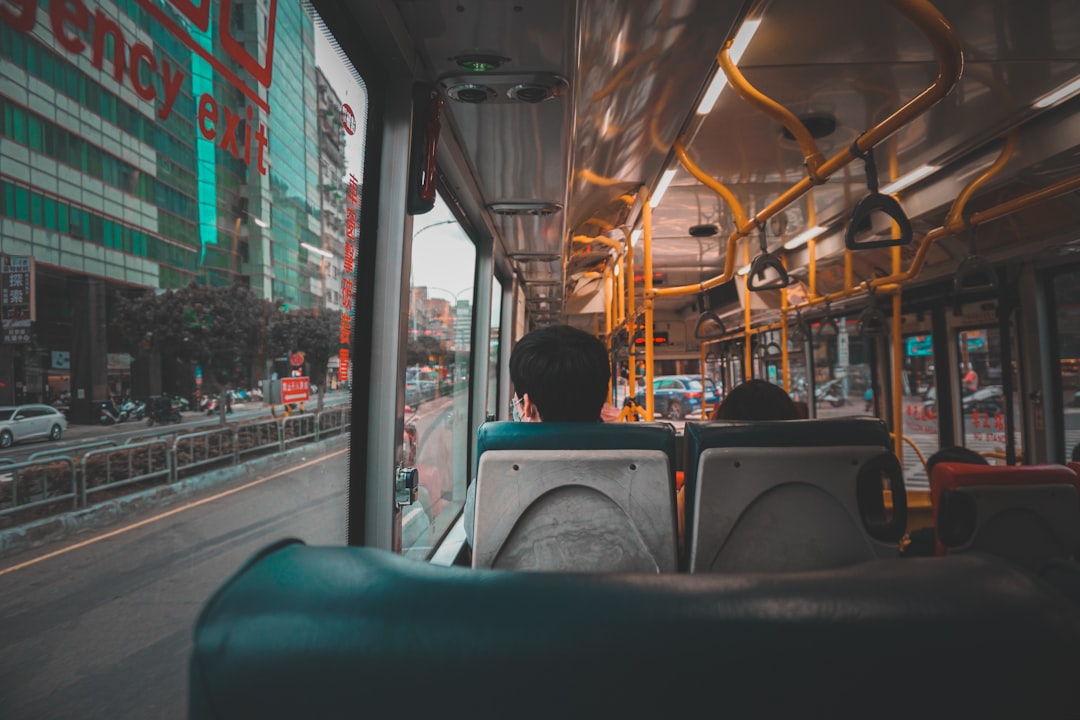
[385,1,1080,324]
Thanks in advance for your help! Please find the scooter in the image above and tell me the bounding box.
[99,399,125,425]
[815,378,846,407]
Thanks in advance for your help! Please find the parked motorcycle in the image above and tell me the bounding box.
[99,399,124,425]
[147,395,183,426]
[815,378,846,407]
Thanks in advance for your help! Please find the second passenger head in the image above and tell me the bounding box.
[711,379,800,421]
[509,324,610,422]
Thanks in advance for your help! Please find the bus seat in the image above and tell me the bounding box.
[685,418,906,573]
[190,541,1080,719]
[472,422,677,572]
[930,462,1080,567]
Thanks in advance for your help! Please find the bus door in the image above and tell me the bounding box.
[946,302,1023,465]
[898,311,939,486]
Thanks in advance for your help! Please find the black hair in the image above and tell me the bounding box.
[509,325,610,422]
[1071,442,1080,463]
[925,445,988,478]
[711,379,799,421]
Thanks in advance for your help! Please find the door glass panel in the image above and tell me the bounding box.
[403,193,475,558]
[486,279,503,420]
[901,333,939,485]
[1053,271,1080,462]
[812,316,871,418]
[956,328,1020,464]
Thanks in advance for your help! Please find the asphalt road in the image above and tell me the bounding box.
[0,394,351,464]
[0,448,350,720]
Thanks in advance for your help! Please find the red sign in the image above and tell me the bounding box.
[341,103,356,135]
[290,352,305,367]
[281,377,310,404]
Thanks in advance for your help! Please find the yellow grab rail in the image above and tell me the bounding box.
[651,0,963,300]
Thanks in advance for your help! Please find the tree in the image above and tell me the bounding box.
[268,310,340,412]
[116,283,262,423]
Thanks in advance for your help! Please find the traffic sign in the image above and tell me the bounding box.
[281,377,310,403]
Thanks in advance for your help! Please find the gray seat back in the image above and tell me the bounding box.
[472,422,677,572]
[686,418,905,573]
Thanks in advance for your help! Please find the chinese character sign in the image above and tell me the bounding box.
[1,255,34,344]
[338,174,360,382]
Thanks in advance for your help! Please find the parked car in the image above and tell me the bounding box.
[635,375,721,420]
[0,404,68,449]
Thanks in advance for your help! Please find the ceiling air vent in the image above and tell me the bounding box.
[489,202,562,216]
[509,82,558,104]
[446,83,497,104]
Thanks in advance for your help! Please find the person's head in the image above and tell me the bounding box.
[925,445,988,478]
[711,379,799,421]
[509,324,610,422]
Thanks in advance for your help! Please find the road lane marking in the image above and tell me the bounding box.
[0,448,349,577]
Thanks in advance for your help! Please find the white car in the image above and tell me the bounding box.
[0,404,67,449]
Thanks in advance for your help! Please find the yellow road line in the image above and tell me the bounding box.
[0,448,349,577]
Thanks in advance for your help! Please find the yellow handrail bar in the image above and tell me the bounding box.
[652,0,963,300]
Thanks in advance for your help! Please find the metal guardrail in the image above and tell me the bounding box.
[81,440,171,505]
[282,413,318,447]
[173,427,235,479]
[316,407,351,438]
[236,418,282,460]
[0,456,78,517]
[29,440,118,462]
[0,410,350,525]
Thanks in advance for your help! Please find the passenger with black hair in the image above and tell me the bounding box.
[710,379,800,421]
[465,325,611,546]
[903,445,989,558]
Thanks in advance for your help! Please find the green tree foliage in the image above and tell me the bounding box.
[116,283,262,423]
[268,310,341,412]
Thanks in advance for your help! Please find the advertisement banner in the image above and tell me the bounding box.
[1,255,35,344]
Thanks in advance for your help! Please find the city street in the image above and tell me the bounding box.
[0,448,350,720]
[0,393,351,464]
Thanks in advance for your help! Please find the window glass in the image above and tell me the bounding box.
[0,4,367,716]
[1054,271,1080,462]
[403,194,476,558]
[901,333,939,484]
[811,316,872,418]
[487,278,503,420]
[956,328,1021,465]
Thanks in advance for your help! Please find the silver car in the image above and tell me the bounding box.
[0,404,67,449]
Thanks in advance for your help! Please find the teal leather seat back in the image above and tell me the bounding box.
[685,418,905,572]
[473,422,678,572]
[190,541,1080,719]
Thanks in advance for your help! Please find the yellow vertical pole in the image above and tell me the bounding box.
[893,291,904,460]
[626,229,636,401]
[605,266,613,404]
[743,238,752,380]
[618,253,626,326]
[781,256,790,393]
[700,341,708,419]
[806,192,818,299]
[844,249,853,292]
[643,191,656,421]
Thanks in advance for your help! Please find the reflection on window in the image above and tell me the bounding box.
[956,328,1020,465]
[1055,271,1080,463]
[487,280,503,420]
[810,317,872,419]
[902,334,939,485]
[402,194,475,558]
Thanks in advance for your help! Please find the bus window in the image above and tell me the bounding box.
[404,193,475,558]
[812,316,872,419]
[1053,271,1080,462]
[902,334,939,484]
[486,278,503,420]
[955,328,1021,465]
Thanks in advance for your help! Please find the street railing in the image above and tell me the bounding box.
[0,411,350,527]
[0,456,78,518]
[81,440,171,505]
[30,440,118,462]
[173,427,235,480]
[282,413,318,447]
